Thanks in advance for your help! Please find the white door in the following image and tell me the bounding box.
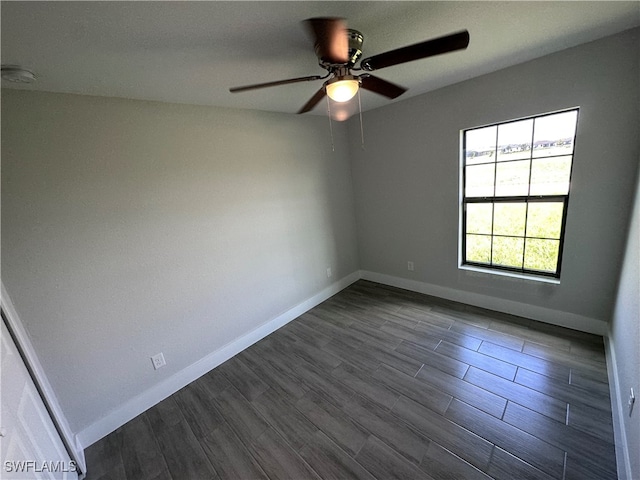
[1,318,78,480]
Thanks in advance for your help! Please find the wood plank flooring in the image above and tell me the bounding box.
[84,280,617,480]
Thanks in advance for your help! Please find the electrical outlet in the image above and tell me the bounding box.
[629,388,635,416]
[407,261,414,271]
[326,267,332,278]
[151,353,166,370]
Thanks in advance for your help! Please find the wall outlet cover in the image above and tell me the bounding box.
[151,353,166,370]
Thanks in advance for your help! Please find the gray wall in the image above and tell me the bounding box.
[610,167,639,480]
[348,28,639,331]
[1,90,359,435]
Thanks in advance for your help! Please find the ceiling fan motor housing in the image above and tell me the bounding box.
[347,29,364,66]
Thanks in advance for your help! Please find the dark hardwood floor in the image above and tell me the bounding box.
[85,280,617,480]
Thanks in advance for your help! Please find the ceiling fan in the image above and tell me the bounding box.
[229,17,470,114]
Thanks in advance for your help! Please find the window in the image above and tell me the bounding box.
[461,109,579,278]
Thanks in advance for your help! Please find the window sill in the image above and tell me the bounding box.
[458,264,561,285]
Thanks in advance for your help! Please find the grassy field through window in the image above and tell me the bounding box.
[465,200,563,272]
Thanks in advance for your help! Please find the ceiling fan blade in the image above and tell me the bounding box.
[360,30,470,71]
[297,86,326,114]
[360,74,407,99]
[229,75,324,93]
[305,17,349,64]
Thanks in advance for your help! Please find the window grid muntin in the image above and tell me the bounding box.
[463,198,569,277]
[461,108,578,278]
[466,152,574,168]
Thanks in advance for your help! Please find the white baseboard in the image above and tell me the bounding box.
[76,271,360,449]
[14,267,613,455]
[604,335,632,480]
[360,270,608,335]
[1,282,87,475]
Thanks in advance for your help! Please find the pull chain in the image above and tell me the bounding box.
[326,95,335,152]
[357,88,365,150]
[325,91,364,151]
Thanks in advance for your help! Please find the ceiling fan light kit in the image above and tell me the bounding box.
[325,75,359,102]
[229,17,469,116]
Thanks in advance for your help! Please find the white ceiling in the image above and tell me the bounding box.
[2,1,639,115]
